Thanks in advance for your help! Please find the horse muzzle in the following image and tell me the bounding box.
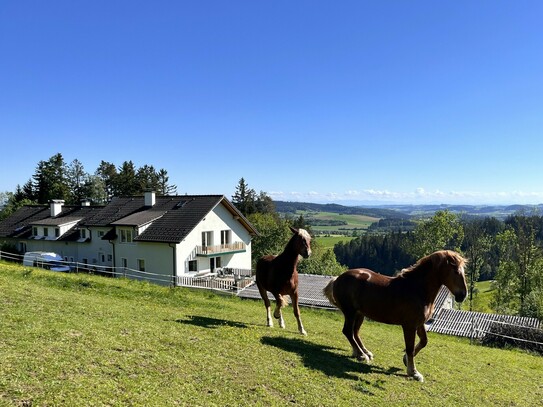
[454,290,467,303]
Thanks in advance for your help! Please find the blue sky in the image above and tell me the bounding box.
[1,1,542,205]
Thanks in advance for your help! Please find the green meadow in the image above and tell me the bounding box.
[1,261,541,406]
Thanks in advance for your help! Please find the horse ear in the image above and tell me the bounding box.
[289,226,299,235]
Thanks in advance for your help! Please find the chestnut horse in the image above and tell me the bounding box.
[256,226,312,335]
[323,250,467,382]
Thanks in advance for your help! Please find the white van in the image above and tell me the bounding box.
[23,251,71,272]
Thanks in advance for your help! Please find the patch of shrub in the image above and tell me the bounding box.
[481,322,543,355]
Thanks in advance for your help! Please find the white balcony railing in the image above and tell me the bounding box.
[195,241,246,256]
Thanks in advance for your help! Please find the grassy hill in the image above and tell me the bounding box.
[1,261,542,406]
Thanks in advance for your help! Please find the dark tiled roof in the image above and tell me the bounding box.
[0,205,49,238]
[110,196,183,227]
[0,205,102,239]
[82,197,144,226]
[134,195,226,243]
[1,195,258,245]
[33,216,84,226]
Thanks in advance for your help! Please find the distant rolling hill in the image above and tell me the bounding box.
[274,200,543,220]
[273,201,410,220]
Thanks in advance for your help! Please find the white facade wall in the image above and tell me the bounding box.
[18,227,114,269]
[175,203,252,275]
[115,240,173,284]
[81,228,114,267]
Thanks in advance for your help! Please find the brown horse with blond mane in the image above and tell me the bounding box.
[323,250,467,382]
[256,226,312,335]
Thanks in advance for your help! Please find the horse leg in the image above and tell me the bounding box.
[353,314,373,360]
[402,325,424,382]
[342,310,369,362]
[414,325,428,357]
[257,283,273,328]
[273,294,286,329]
[290,290,307,336]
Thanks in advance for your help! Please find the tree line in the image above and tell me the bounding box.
[334,210,543,320]
[1,153,176,219]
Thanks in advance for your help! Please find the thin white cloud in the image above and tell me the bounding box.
[268,188,543,205]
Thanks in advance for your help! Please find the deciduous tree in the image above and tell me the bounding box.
[408,210,464,259]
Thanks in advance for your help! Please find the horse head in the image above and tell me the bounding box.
[435,250,468,303]
[289,226,312,259]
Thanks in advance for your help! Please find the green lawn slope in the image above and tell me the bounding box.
[1,261,541,406]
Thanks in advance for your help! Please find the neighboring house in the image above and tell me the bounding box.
[0,192,258,285]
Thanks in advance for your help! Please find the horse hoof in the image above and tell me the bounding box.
[300,329,307,336]
[356,354,370,363]
[411,372,424,382]
[366,352,374,361]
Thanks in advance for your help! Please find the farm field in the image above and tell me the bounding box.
[298,210,380,235]
[1,261,542,406]
[460,280,495,313]
[314,234,356,250]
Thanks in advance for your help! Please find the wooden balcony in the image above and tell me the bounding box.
[195,241,246,257]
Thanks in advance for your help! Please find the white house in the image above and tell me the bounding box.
[0,192,258,286]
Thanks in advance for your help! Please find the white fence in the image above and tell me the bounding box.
[0,250,253,290]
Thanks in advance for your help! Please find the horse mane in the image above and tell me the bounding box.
[297,228,311,241]
[398,250,466,279]
[286,228,311,246]
[281,228,311,257]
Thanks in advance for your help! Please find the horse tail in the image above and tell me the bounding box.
[323,277,338,307]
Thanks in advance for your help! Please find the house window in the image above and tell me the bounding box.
[43,228,49,237]
[120,229,133,243]
[100,254,105,263]
[188,260,198,272]
[32,227,37,236]
[221,230,231,245]
[55,228,60,238]
[98,230,105,238]
[107,254,112,261]
[137,259,145,272]
[18,242,27,253]
[215,257,222,268]
[121,258,128,268]
[80,229,87,239]
[202,231,212,247]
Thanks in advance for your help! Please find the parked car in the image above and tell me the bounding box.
[22,251,71,272]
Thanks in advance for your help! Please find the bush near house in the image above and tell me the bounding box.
[482,323,543,355]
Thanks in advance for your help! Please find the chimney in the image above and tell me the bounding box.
[81,199,91,207]
[144,190,156,207]
[50,200,64,217]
